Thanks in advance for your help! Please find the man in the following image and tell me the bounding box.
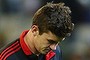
[0,2,74,60]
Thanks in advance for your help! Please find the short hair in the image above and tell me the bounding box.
[32,2,74,37]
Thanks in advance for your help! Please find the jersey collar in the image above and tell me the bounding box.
[20,30,32,55]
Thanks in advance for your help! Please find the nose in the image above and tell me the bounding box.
[49,43,58,50]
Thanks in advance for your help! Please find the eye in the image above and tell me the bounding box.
[48,40,57,44]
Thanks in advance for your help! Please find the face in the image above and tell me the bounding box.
[34,31,65,54]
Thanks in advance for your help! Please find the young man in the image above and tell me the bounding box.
[0,2,74,60]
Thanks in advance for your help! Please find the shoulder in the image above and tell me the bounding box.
[0,38,20,53]
[0,38,21,60]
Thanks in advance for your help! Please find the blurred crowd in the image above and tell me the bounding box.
[0,0,90,60]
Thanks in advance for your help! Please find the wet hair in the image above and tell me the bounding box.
[32,2,74,37]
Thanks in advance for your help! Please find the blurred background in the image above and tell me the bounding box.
[0,0,90,60]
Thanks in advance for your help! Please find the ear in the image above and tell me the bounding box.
[31,25,39,36]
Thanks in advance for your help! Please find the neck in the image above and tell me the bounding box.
[24,30,40,55]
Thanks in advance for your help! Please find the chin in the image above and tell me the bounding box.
[41,51,49,54]
[40,52,46,54]
[40,49,50,54]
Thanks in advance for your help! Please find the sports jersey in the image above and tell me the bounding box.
[0,30,62,60]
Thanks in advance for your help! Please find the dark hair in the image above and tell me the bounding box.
[32,2,74,37]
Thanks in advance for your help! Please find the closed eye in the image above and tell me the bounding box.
[48,40,58,44]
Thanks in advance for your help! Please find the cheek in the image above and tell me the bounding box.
[40,41,50,47]
[40,43,50,50]
[36,36,50,48]
[38,40,49,48]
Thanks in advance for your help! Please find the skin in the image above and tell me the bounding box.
[24,25,65,55]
